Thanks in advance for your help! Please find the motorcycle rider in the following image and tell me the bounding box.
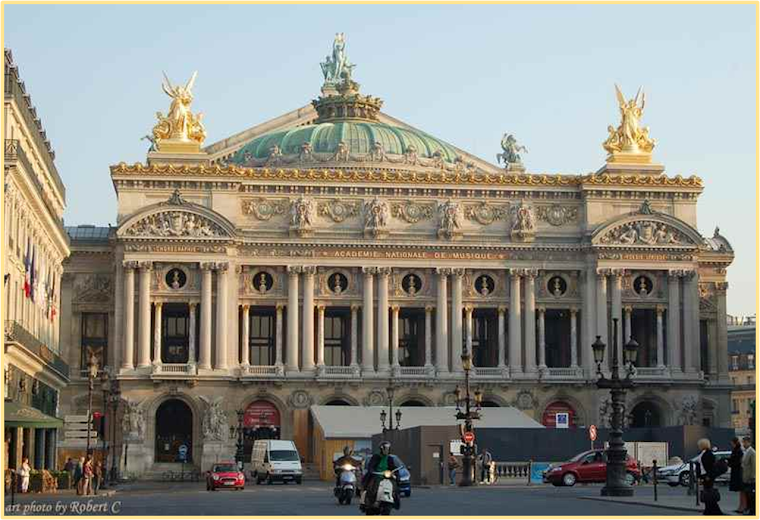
[361,441,400,510]
[334,445,358,488]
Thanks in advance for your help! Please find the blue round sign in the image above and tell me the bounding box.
[178,444,188,460]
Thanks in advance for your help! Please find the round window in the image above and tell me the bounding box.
[402,274,422,295]
[548,276,567,297]
[165,268,187,289]
[327,272,348,294]
[634,275,653,296]
[251,272,274,293]
[474,274,495,296]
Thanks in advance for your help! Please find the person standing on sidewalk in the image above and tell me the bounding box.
[448,453,459,486]
[74,457,84,495]
[729,437,745,513]
[82,455,94,496]
[93,461,103,495]
[741,437,755,516]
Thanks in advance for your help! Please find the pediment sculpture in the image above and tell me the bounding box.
[599,220,687,246]
[124,210,227,238]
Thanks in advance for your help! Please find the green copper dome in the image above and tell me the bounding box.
[230,120,461,165]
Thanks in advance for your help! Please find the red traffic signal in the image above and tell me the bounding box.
[463,431,475,444]
[92,412,103,419]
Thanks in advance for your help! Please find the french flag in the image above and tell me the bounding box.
[23,237,31,298]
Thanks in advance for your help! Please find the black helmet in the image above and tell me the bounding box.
[379,441,391,455]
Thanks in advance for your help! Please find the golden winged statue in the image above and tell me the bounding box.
[152,71,206,150]
[603,85,656,157]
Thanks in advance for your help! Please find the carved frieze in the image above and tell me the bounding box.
[124,211,227,238]
[510,201,536,242]
[289,195,316,237]
[536,204,579,226]
[363,197,390,238]
[437,200,464,240]
[464,201,509,225]
[241,198,288,221]
[391,201,434,224]
[74,275,112,303]
[599,220,687,246]
[318,199,361,223]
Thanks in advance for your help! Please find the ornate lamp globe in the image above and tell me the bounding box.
[395,409,402,427]
[380,409,387,424]
[623,337,640,366]
[592,336,606,366]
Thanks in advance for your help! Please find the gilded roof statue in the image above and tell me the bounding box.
[152,71,206,153]
[602,85,656,163]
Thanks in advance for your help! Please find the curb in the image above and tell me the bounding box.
[576,496,701,513]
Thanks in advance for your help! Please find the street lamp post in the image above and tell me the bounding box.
[380,381,402,433]
[109,383,120,485]
[592,318,639,497]
[454,347,482,487]
[99,371,110,488]
[85,353,99,456]
[230,410,245,471]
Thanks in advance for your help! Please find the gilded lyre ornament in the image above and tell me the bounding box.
[603,85,656,162]
[152,71,206,152]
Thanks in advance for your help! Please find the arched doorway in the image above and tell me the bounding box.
[325,399,352,406]
[243,400,281,462]
[399,400,426,407]
[630,401,662,427]
[542,401,577,428]
[480,400,501,408]
[155,399,193,463]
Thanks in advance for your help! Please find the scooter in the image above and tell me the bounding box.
[360,468,400,516]
[334,463,357,505]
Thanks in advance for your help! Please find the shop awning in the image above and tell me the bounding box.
[4,401,63,428]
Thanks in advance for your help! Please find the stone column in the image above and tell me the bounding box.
[715,282,729,380]
[137,262,152,368]
[623,306,633,342]
[497,306,507,368]
[667,271,682,373]
[424,305,434,370]
[435,268,450,375]
[241,304,250,367]
[199,263,213,370]
[610,270,624,364]
[153,301,163,366]
[44,429,55,470]
[451,269,464,372]
[361,267,375,373]
[376,267,391,372]
[537,306,546,369]
[112,262,123,371]
[464,304,474,357]
[301,266,316,372]
[682,270,698,373]
[570,307,579,368]
[690,271,702,373]
[286,266,300,372]
[316,304,325,368]
[509,269,522,373]
[275,303,284,367]
[391,305,400,367]
[656,305,665,368]
[582,268,596,374]
[188,302,197,364]
[595,269,609,350]
[350,304,359,368]
[523,270,537,374]
[34,428,45,470]
[215,263,229,370]
[121,262,136,370]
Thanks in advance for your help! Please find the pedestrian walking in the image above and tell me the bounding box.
[741,437,755,516]
[480,449,493,484]
[18,457,31,493]
[74,457,84,495]
[63,457,75,474]
[82,455,94,496]
[93,461,103,495]
[701,478,723,516]
[448,453,459,486]
[728,437,745,513]
[697,438,716,482]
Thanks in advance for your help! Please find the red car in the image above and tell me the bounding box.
[543,449,641,487]
[206,463,245,491]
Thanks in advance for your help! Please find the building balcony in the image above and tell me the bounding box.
[4,320,69,381]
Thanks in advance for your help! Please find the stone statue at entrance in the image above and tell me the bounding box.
[122,399,145,440]
[200,396,227,441]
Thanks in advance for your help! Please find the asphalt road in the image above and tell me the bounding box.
[4,482,698,516]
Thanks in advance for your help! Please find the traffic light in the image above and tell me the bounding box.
[92,412,105,438]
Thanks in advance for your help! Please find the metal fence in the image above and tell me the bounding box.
[4,320,70,379]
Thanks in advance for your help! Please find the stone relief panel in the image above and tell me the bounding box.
[73,274,112,304]
[152,263,197,293]
[241,198,288,221]
[318,199,361,223]
[241,267,283,297]
[392,269,430,297]
[510,201,536,242]
[464,270,502,299]
[598,220,688,246]
[318,267,357,297]
[464,201,509,226]
[289,195,316,237]
[391,201,435,224]
[437,200,464,240]
[124,210,228,238]
[536,204,579,227]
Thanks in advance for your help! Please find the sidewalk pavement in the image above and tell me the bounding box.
[578,487,743,514]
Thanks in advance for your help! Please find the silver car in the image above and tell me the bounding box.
[655,451,730,487]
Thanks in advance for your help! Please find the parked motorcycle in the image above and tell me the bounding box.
[334,463,358,505]
[360,468,400,516]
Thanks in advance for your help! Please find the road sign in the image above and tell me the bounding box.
[589,425,598,441]
[178,444,188,461]
[463,431,475,444]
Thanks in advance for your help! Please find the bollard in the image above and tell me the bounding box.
[652,460,658,502]
[694,464,700,506]
[687,461,695,496]
[528,460,532,486]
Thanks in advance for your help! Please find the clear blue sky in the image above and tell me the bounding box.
[4,3,756,315]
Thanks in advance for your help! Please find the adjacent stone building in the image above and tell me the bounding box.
[728,317,755,433]
[57,37,734,477]
[4,49,70,472]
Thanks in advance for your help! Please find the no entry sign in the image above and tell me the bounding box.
[589,425,598,441]
[463,431,475,444]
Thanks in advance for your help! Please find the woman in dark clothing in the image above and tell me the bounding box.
[698,438,722,516]
[729,437,745,513]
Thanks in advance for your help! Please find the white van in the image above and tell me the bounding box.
[250,440,303,485]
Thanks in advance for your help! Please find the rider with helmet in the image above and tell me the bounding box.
[362,441,400,510]
[334,445,358,487]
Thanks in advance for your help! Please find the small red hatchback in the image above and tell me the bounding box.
[206,462,245,491]
[543,449,641,487]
